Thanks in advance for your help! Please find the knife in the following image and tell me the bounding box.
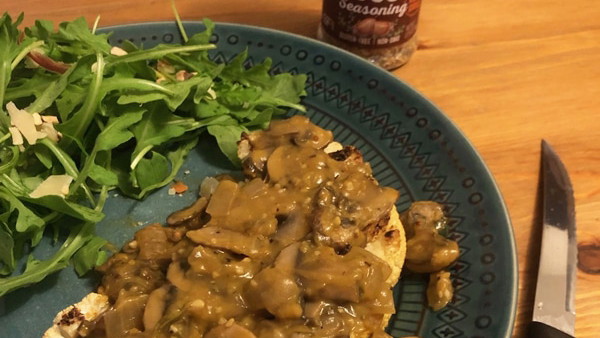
[529,140,577,338]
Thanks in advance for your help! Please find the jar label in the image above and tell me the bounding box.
[321,0,421,48]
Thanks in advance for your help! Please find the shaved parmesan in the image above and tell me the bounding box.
[40,122,62,142]
[29,175,74,199]
[9,127,23,145]
[110,46,128,56]
[207,87,217,100]
[41,115,60,124]
[32,113,43,126]
[5,102,47,145]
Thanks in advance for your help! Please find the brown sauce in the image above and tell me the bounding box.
[93,116,401,337]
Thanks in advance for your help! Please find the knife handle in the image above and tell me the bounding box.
[529,321,574,338]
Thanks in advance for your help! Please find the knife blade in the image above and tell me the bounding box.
[529,140,577,338]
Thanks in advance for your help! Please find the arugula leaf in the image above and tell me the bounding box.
[38,138,96,205]
[69,108,144,194]
[244,107,278,128]
[187,18,216,45]
[0,13,25,130]
[55,17,111,54]
[27,65,75,113]
[88,163,118,186]
[118,137,199,199]
[117,75,213,110]
[25,17,111,59]
[193,99,231,119]
[0,222,94,297]
[207,124,247,165]
[101,77,174,97]
[105,44,215,67]
[24,19,54,41]
[130,102,202,167]
[0,187,45,233]
[1,171,27,196]
[134,151,170,190]
[21,195,104,223]
[255,73,307,111]
[20,176,44,193]
[55,83,86,120]
[0,145,19,175]
[4,72,56,103]
[96,108,145,151]
[33,145,54,169]
[218,85,261,108]
[72,235,108,276]
[57,52,105,146]
[135,137,199,199]
[0,224,15,275]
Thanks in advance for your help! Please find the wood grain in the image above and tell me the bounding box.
[4,0,600,337]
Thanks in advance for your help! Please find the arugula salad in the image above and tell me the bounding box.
[0,13,307,297]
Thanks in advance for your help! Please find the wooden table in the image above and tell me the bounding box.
[5,1,600,337]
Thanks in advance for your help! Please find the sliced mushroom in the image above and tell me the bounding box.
[186,227,268,258]
[135,224,174,263]
[166,197,208,226]
[103,294,148,338]
[143,286,170,331]
[204,322,257,338]
[206,180,239,217]
[273,212,310,247]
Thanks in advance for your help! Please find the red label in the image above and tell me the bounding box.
[321,0,421,47]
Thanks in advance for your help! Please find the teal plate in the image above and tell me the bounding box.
[0,22,517,337]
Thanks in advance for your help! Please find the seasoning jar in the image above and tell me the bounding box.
[317,0,422,70]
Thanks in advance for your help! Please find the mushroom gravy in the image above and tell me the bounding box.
[92,116,403,337]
